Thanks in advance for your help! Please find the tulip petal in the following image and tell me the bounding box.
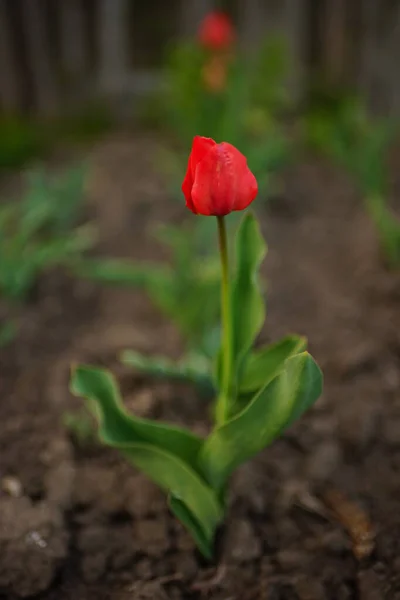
[219,143,258,212]
[182,166,196,213]
[191,142,257,216]
[191,145,230,216]
[183,137,216,214]
[190,136,216,178]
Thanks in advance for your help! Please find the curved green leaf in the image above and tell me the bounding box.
[232,212,267,364]
[118,444,222,556]
[70,365,223,556]
[169,496,214,559]
[212,213,267,395]
[239,335,307,394]
[70,365,203,464]
[200,352,322,493]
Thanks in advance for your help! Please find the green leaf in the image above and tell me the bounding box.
[120,350,211,388]
[70,365,223,556]
[200,352,322,493]
[231,212,267,365]
[239,335,307,394]
[33,225,96,268]
[169,496,214,559]
[71,365,203,463]
[366,194,400,266]
[247,131,291,185]
[72,257,170,288]
[118,443,222,557]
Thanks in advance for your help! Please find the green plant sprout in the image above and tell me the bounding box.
[23,164,89,233]
[0,164,94,302]
[70,137,322,559]
[304,95,400,266]
[0,320,17,347]
[62,408,96,446]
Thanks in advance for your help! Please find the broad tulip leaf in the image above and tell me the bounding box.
[120,350,211,388]
[232,213,267,364]
[70,365,223,556]
[239,335,307,394]
[117,445,222,557]
[169,496,214,559]
[70,365,203,464]
[200,352,322,492]
[212,213,266,394]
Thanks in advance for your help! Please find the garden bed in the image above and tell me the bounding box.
[1,135,400,599]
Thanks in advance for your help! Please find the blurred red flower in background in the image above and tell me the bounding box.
[198,11,235,51]
[182,136,258,216]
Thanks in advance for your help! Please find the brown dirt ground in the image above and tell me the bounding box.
[1,134,400,600]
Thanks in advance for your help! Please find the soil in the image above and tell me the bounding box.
[1,133,400,599]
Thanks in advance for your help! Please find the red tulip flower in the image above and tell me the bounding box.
[182,136,258,216]
[198,11,235,51]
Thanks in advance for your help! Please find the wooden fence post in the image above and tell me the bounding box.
[282,0,306,102]
[322,0,349,91]
[0,0,21,113]
[386,5,400,114]
[21,0,59,115]
[98,0,130,96]
[239,0,264,52]
[60,0,87,91]
[180,0,214,38]
[239,0,306,103]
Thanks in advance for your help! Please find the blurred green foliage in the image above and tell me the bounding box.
[0,319,17,347]
[147,35,292,202]
[0,103,113,171]
[74,219,222,392]
[0,117,47,170]
[163,36,289,143]
[62,408,96,446]
[304,95,400,266]
[53,102,114,143]
[0,164,95,302]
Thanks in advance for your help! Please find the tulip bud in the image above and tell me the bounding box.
[182,136,258,216]
[198,11,235,51]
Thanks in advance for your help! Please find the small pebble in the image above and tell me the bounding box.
[1,476,23,498]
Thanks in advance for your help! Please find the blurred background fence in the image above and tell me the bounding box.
[1,0,400,118]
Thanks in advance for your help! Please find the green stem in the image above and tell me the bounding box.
[215,215,233,425]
